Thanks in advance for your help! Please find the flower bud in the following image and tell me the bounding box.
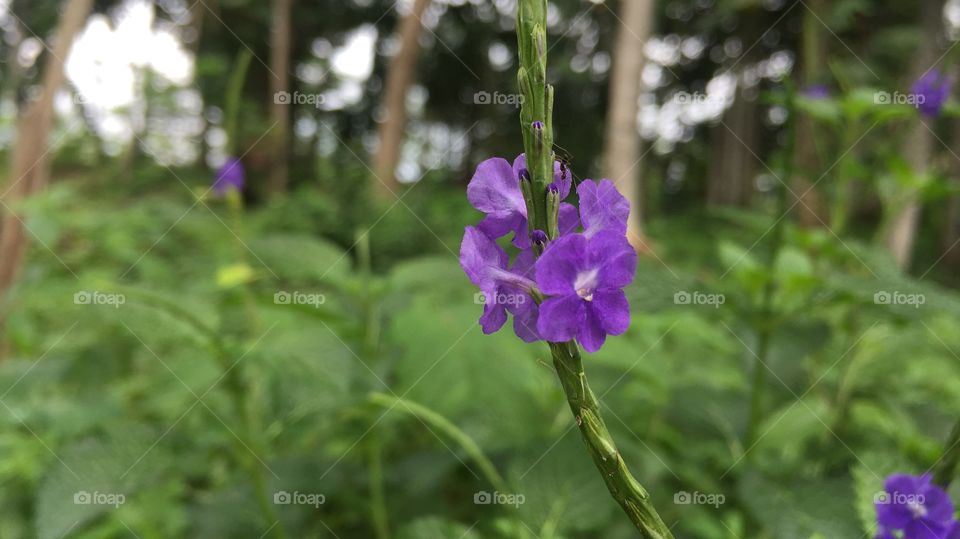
[546,183,560,239]
[532,120,544,151]
[531,229,548,247]
[519,167,536,222]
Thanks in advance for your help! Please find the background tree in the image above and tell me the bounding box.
[603,0,655,251]
[0,0,93,301]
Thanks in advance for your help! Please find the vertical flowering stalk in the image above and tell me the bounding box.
[510,1,674,537]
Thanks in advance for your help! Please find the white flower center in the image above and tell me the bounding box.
[574,268,599,301]
[907,500,927,519]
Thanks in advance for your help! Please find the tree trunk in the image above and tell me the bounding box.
[884,0,942,270]
[0,0,93,294]
[792,0,830,228]
[267,0,292,196]
[707,91,758,208]
[372,0,431,199]
[603,0,654,252]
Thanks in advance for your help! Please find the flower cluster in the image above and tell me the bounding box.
[875,473,959,539]
[459,153,637,352]
[213,157,245,196]
[912,70,952,118]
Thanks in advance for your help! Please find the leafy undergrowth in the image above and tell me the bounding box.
[1,183,959,538]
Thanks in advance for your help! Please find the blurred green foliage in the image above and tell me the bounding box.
[0,162,958,538]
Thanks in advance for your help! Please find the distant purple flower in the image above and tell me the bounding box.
[577,179,630,238]
[534,231,636,352]
[460,226,538,338]
[875,473,955,539]
[912,70,952,118]
[801,84,831,99]
[213,157,245,196]
[467,154,572,248]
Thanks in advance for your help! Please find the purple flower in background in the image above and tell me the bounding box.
[912,70,952,118]
[460,226,538,338]
[213,157,245,196]
[577,179,630,238]
[875,473,955,539]
[467,154,572,248]
[534,231,637,352]
[801,84,831,99]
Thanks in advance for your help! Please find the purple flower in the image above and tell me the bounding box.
[912,70,952,118]
[508,248,540,342]
[213,157,245,196]
[577,179,630,238]
[875,473,955,539]
[467,154,572,248]
[534,231,636,352]
[460,226,538,338]
[801,84,831,99]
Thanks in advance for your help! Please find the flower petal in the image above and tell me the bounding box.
[591,289,630,336]
[511,300,540,342]
[589,230,637,289]
[578,304,607,352]
[537,295,583,343]
[459,226,508,289]
[578,179,630,238]
[535,233,587,295]
[479,302,508,334]
[478,212,524,240]
[904,519,951,539]
[468,157,526,215]
[511,248,537,280]
[558,202,580,236]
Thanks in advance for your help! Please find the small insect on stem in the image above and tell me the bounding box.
[553,144,574,183]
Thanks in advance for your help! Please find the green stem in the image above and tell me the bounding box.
[934,420,960,487]
[744,330,771,446]
[368,431,391,539]
[368,392,510,493]
[217,348,289,539]
[745,85,797,446]
[549,342,674,538]
[514,1,673,535]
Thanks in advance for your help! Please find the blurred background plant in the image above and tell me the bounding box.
[0,0,959,538]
